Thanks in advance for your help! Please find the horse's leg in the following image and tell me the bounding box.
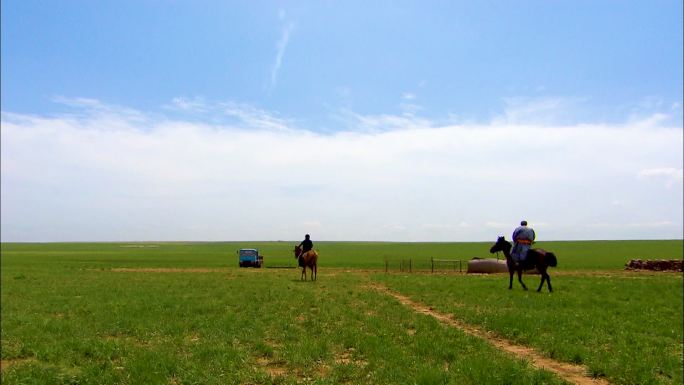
[537,267,546,292]
[518,268,527,290]
[545,269,552,292]
[313,263,317,281]
[508,268,514,289]
[301,266,305,281]
[535,265,553,292]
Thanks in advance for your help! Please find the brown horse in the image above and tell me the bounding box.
[294,245,318,281]
[489,236,557,292]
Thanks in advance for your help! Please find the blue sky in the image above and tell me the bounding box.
[2,1,682,241]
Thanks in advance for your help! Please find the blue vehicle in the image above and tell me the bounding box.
[238,248,263,268]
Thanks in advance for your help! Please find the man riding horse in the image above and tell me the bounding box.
[297,234,313,266]
[294,234,318,281]
[511,220,535,265]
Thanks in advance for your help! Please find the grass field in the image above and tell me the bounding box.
[1,240,682,384]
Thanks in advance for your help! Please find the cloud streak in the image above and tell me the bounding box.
[1,100,682,242]
[269,21,294,92]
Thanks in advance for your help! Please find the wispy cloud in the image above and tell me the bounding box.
[400,92,422,116]
[638,167,683,187]
[269,21,295,92]
[164,98,292,131]
[494,96,585,125]
[339,108,432,132]
[52,96,149,123]
[168,97,210,113]
[219,101,291,131]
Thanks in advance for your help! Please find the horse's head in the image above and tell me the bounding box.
[489,236,511,254]
[294,245,302,259]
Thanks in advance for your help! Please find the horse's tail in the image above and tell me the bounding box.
[546,252,558,267]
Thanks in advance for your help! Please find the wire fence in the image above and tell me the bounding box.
[383,257,473,273]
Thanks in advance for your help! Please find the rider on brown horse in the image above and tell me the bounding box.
[294,234,318,281]
[297,234,313,266]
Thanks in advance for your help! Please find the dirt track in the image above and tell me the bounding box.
[108,268,227,273]
[370,283,611,385]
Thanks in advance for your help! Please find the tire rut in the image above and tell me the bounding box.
[369,283,610,385]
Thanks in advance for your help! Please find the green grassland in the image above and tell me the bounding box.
[1,240,682,384]
[3,239,681,270]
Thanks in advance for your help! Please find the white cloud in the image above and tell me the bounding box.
[638,167,683,187]
[1,100,682,242]
[638,168,683,178]
[587,221,676,229]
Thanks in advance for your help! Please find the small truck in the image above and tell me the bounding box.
[238,248,263,268]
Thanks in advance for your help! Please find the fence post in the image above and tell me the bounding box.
[431,257,434,274]
[410,258,412,273]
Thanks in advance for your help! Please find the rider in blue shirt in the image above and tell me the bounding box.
[511,221,535,264]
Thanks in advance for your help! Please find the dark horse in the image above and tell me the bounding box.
[294,245,318,281]
[489,236,557,292]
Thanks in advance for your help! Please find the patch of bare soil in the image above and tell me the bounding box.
[1,358,36,371]
[119,245,159,248]
[256,356,288,378]
[109,268,227,273]
[369,283,610,385]
[334,347,368,367]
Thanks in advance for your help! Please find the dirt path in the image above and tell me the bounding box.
[108,268,228,273]
[1,358,36,372]
[369,283,610,385]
